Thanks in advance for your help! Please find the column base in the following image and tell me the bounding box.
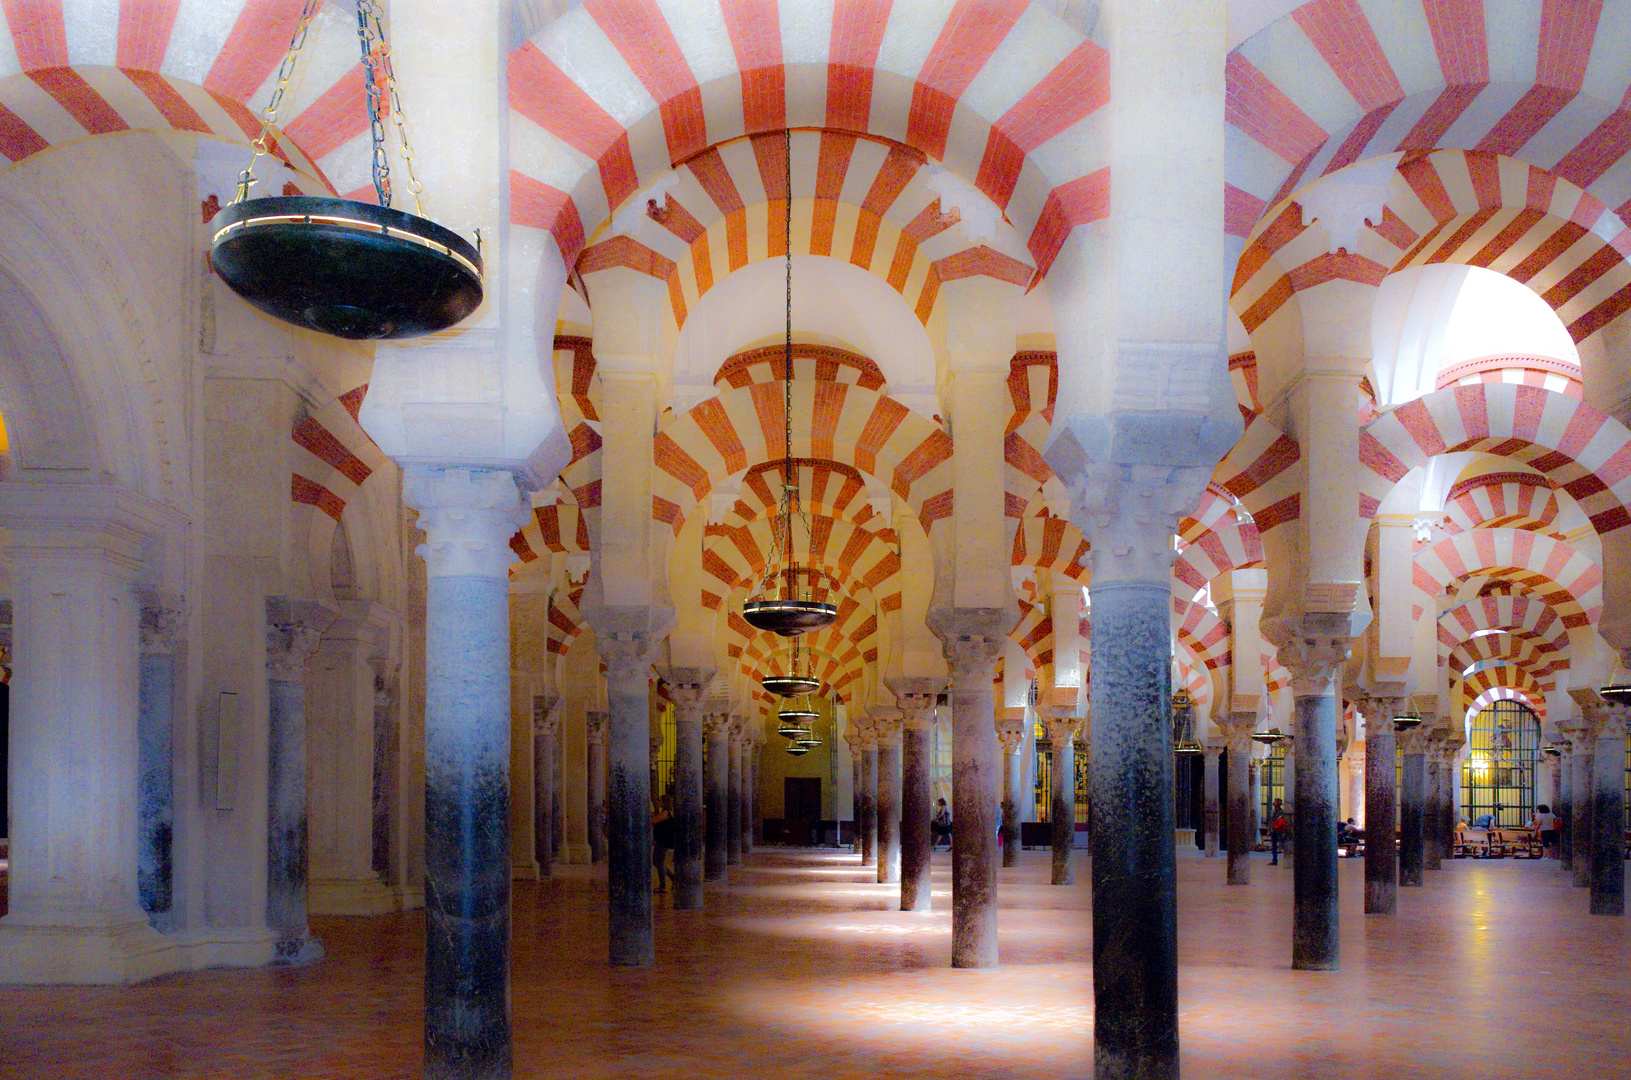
[0,919,298,984]
[309,874,401,916]
[272,932,325,966]
[510,859,541,881]
[1173,828,1196,848]
[565,843,592,865]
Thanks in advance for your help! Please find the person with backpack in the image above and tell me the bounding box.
[931,798,952,851]
[1269,798,1290,865]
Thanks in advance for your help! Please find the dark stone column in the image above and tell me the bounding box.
[996,713,1025,869]
[875,717,903,883]
[943,627,1003,969]
[1363,698,1398,914]
[265,597,337,965]
[661,670,712,912]
[1089,578,1177,1074]
[552,735,564,861]
[1202,744,1222,858]
[898,693,936,910]
[532,697,558,878]
[1044,714,1081,885]
[1399,728,1425,888]
[1574,740,1595,889]
[859,730,878,866]
[600,639,656,967]
[1558,745,1574,871]
[1278,626,1346,971]
[138,596,183,931]
[1591,709,1625,916]
[704,715,728,881]
[405,465,526,1079]
[726,724,743,865]
[1423,745,1444,871]
[848,740,864,857]
[1223,723,1254,886]
[740,736,756,857]
[586,712,608,863]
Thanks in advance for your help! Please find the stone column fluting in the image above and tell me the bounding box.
[1398,724,1427,889]
[726,721,744,866]
[897,690,938,911]
[1202,741,1223,858]
[660,670,713,911]
[996,712,1026,869]
[600,636,658,966]
[703,712,730,880]
[1043,711,1083,885]
[1219,715,1256,886]
[265,596,338,965]
[1557,742,1574,872]
[943,629,1004,968]
[586,711,608,864]
[137,593,184,931]
[404,465,528,1079]
[874,712,904,884]
[1276,624,1348,971]
[1363,697,1399,915]
[1589,705,1626,916]
[532,695,560,878]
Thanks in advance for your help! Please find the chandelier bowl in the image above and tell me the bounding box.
[762,674,822,697]
[1599,684,1631,704]
[743,597,837,636]
[1393,713,1423,730]
[210,196,483,340]
[786,742,811,756]
[1250,727,1290,745]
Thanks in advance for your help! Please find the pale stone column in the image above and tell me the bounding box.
[1423,739,1445,871]
[660,670,713,910]
[1398,725,1428,888]
[370,659,399,888]
[265,596,338,963]
[598,635,659,965]
[0,485,184,985]
[532,696,560,878]
[586,711,608,863]
[1590,706,1626,916]
[1562,717,1595,889]
[996,710,1026,869]
[1043,712,1083,885]
[1202,742,1223,857]
[944,631,1004,968]
[740,729,757,857]
[1345,744,1365,833]
[405,467,529,1074]
[1557,742,1574,871]
[848,733,865,854]
[703,712,729,880]
[897,690,938,910]
[137,593,184,931]
[1363,698,1399,914]
[854,721,878,865]
[726,721,744,866]
[872,713,903,883]
[1276,625,1349,971]
[1217,714,1256,886]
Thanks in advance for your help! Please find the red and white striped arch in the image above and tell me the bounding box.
[1412,529,1602,628]
[290,384,379,525]
[1211,415,1303,534]
[1005,350,1057,516]
[0,2,392,196]
[701,515,899,613]
[1461,665,1547,717]
[1443,469,1560,534]
[1358,383,1631,532]
[546,586,589,657]
[1233,151,1631,343]
[1172,597,1230,672]
[508,0,1109,280]
[511,501,591,563]
[1011,597,1053,687]
[1173,519,1266,599]
[1009,514,1088,580]
[1438,593,1569,659]
[1450,632,1565,685]
[1226,1,1631,260]
[1437,353,1583,400]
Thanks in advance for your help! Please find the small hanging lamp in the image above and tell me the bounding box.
[795,723,823,749]
[1251,727,1291,745]
[1393,713,1423,731]
[762,635,822,697]
[776,709,808,738]
[1172,688,1203,755]
[209,0,483,340]
[741,127,836,638]
[786,742,811,757]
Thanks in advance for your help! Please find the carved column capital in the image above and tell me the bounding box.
[1215,711,1259,756]
[898,693,938,731]
[941,632,1004,676]
[1274,629,1350,698]
[265,596,337,683]
[533,694,562,737]
[137,589,186,656]
[585,709,608,745]
[599,633,657,691]
[402,465,529,581]
[658,666,716,720]
[870,707,904,746]
[994,712,1027,755]
[1075,461,1210,586]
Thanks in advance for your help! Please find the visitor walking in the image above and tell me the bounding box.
[1269,798,1289,865]
[931,798,952,851]
[1531,804,1560,859]
[652,795,676,893]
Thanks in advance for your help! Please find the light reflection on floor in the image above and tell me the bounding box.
[3,847,1629,1078]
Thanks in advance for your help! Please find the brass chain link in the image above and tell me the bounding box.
[234,0,324,203]
[356,0,425,216]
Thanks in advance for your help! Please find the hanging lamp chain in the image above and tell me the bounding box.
[233,0,324,204]
[357,0,426,216]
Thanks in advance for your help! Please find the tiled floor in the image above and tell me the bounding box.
[4,849,1629,1079]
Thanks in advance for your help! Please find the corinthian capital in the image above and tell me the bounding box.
[402,466,529,581]
[994,709,1027,754]
[265,596,337,682]
[1270,615,1351,698]
[1076,462,1209,586]
[138,590,186,656]
[658,666,715,718]
[533,694,562,737]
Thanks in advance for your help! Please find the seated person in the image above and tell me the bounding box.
[1471,812,1497,830]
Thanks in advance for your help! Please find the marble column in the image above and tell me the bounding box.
[1558,743,1574,871]
[371,662,399,887]
[875,714,903,884]
[1399,726,1427,889]
[1278,627,1347,971]
[848,737,865,854]
[726,723,744,866]
[532,696,559,878]
[0,484,185,986]
[996,713,1026,869]
[586,711,608,864]
[600,637,657,966]
[858,724,878,866]
[1044,713,1082,885]
[406,467,528,1078]
[137,595,184,931]
[1423,743,1444,871]
[898,692,937,910]
[1248,759,1262,843]
[1590,707,1626,916]
[1364,698,1399,915]
[552,733,565,861]
[943,631,1003,969]
[1202,742,1222,858]
[741,733,756,857]
[662,671,712,911]
[1571,728,1595,890]
[703,713,729,880]
[266,597,337,964]
[1221,718,1255,886]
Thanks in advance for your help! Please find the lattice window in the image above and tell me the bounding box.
[1261,741,1288,825]
[1461,699,1538,828]
[1032,728,1088,825]
[652,703,676,806]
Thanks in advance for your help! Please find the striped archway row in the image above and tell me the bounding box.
[290,384,378,524]
[1005,351,1058,515]
[1411,529,1602,628]
[1443,470,1560,535]
[511,501,591,563]
[714,454,892,537]
[554,336,604,510]
[1437,593,1569,662]
[1359,383,1631,533]
[1011,597,1054,689]
[701,515,899,612]
[1465,685,1544,719]
[1211,415,1303,534]
[1180,483,1249,545]
[1173,597,1230,673]
[1450,632,1566,685]
[1460,665,1549,717]
[1173,649,1213,717]
[1226,0,1631,268]
[0,3,391,197]
[1010,515,1088,580]
[508,0,1109,280]
[546,585,588,658]
[1233,151,1631,343]
[1173,519,1265,599]
[569,129,1035,333]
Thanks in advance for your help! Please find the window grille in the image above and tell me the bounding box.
[1461,699,1538,828]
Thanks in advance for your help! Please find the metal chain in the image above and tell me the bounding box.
[356,0,425,216]
[782,125,796,600]
[356,0,393,208]
[234,0,324,203]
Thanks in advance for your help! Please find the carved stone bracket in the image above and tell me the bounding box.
[1075,461,1211,586]
[533,693,562,738]
[402,465,530,581]
[265,596,337,683]
[585,710,609,746]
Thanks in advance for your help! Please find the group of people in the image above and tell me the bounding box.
[1257,798,1568,867]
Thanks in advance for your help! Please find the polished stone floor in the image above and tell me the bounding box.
[3,848,1628,1079]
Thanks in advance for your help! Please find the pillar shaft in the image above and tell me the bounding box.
[532,713,556,878]
[1574,749,1595,889]
[740,739,755,857]
[1202,748,1221,858]
[1045,718,1080,885]
[860,742,878,866]
[1224,732,1253,885]
[726,732,743,865]
[587,714,607,864]
[1364,704,1397,914]
[1423,753,1444,871]
[1591,714,1625,916]
[1399,743,1425,888]
[604,647,654,965]
[1559,748,1574,871]
[1289,677,1340,969]
[900,708,934,910]
[673,711,704,908]
[704,722,729,881]
[876,730,902,883]
[138,599,183,930]
[999,729,1023,869]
